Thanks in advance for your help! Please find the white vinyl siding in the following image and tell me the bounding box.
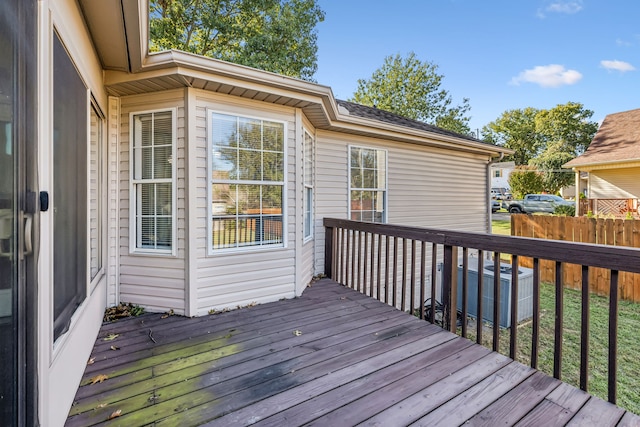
[589,168,640,199]
[130,109,176,253]
[194,92,296,315]
[208,111,285,251]
[315,131,489,275]
[119,92,185,313]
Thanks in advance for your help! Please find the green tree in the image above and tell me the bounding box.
[508,166,544,199]
[483,102,598,166]
[529,141,575,194]
[149,0,325,81]
[482,107,543,165]
[349,52,471,134]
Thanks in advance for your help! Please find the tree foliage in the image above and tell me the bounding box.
[529,141,575,194]
[482,102,598,166]
[349,52,471,134]
[508,166,544,199]
[149,0,325,81]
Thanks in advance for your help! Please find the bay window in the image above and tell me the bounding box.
[209,112,285,251]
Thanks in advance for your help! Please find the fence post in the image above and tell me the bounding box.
[324,224,333,279]
[442,244,459,332]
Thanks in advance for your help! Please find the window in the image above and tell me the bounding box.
[303,130,314,239]
[349,146,387,223]
[209,112,285,251]
[494,169,502,178]
[89,105,104,281]
[130,110,175,253]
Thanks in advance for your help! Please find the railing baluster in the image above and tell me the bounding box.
[355,231,361,292]
[580,264,590,391]
[402,238,407,312]
[393,237,398,309]
[363,232,370,296]
[554,261,563,379]
[331,226,337,280]
[347,229,352,288]
[531,257,540,369]
[510,255,519,360]
[477,251,484,345]
[462,247,468,338]
[442,245,458,332]
[370,232,376,299]
[609,269,619,404]
[420,241,426,320]
[377,234,382,301]
[493,253,500,352]
[411,240,416,317]
[340,228,346,284]
[430,243,437,324]
[385,235,390,304]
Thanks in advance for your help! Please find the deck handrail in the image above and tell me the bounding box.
[323,217,640,405]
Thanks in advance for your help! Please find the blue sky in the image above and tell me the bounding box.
[313,0,639,134]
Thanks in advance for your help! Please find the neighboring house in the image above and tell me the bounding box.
[489,161,514,190]
[564,108,640,214]
[2,0,508,425]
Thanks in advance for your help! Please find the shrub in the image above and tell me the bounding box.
[554,204,575,216]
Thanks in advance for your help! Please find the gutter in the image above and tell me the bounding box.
[487,151,506,234]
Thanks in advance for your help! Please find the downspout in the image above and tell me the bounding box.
[487,151,505,233]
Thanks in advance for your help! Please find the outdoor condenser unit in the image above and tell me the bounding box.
[455,257,534,328]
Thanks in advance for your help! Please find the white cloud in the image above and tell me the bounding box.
[537,1,583,18]
[600,60,636,72]
[616,38,632,47]
[510,64,583,88]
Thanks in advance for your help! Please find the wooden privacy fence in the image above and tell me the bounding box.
[511,215,640,302]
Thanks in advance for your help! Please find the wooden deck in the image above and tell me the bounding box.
[66,279,639,426]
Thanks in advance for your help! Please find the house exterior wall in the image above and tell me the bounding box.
[314,130,489,276]
[38,0,110,425]
[117,90,187,314]
[589,167,640,199]
[191,90,298,315]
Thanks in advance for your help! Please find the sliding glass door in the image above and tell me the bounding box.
[0,0,37,424]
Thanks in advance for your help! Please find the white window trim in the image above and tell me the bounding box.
[207,108,288,255]
[348,144,388,224]
[303,128,314,242]
[88,99,107,290]
[128,108,177,256]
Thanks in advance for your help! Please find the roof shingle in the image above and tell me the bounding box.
[564,108,640,168]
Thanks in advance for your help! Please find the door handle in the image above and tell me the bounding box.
[24,213,32,256]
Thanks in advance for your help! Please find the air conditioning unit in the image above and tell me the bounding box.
[456,257,534,328]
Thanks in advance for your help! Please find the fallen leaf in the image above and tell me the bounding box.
[89,374,109,385]
[293,330,302,336]
[110,345,119,351]
[103,333,119,341]
[161,309,175,319]
[96,403,107,409]
[87,357,95,365]
[108,409,122,420]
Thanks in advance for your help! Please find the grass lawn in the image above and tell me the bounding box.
[462,282,640,415]
[491,218,511,235]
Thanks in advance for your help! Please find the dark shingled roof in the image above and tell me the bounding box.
[336,99,487,145]
[564,108,640,168]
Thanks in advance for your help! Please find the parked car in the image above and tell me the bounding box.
[491,187,512,200]
[491,200,501,213]
[505,194,574,214]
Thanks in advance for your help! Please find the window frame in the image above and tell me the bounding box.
[303,128,314,241]
[88,100,106,288]
[128,108,177,256]
[348,145,388,224]
[207,109,288,255]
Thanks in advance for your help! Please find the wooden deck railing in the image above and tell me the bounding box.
[323,217,640,405]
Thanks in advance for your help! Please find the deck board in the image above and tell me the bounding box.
[66,279,637,426]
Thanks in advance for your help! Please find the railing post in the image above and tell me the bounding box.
[442,244,458,332]
[324,224,333,279]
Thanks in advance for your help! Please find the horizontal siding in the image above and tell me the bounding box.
[118,90,186,313]
[193,91,298,315]
[314,130,490,276]
[590,168,640,199]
